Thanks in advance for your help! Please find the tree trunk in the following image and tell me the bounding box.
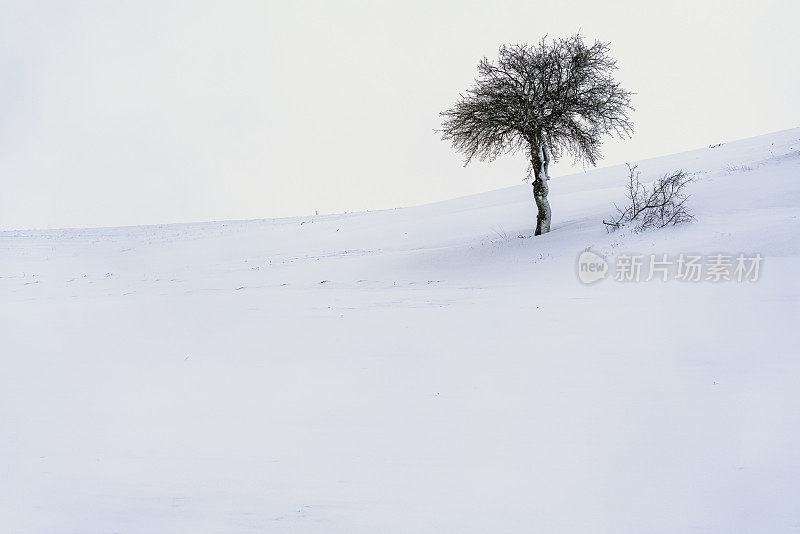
[532,142,552,235]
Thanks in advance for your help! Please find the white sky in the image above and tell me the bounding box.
[1,0,798,230]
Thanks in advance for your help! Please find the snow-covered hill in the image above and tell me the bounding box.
[2,128,799,533]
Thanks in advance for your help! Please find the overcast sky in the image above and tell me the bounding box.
[1,0,798,230]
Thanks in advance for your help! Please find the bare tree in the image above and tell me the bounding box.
[440,34,633,235]
[604,164,694,231]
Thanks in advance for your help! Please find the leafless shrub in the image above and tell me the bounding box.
[604,164,693,232]
[490,226,511,241]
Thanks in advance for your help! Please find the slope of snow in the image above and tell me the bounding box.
[1,128,799,533]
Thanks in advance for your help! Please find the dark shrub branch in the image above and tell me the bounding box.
[605,164,694,231]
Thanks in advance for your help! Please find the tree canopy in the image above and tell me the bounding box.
[440,35,634,166]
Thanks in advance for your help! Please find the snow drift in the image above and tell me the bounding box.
[1,128,799,533]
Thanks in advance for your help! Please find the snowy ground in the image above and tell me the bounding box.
[2,128,799,533]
